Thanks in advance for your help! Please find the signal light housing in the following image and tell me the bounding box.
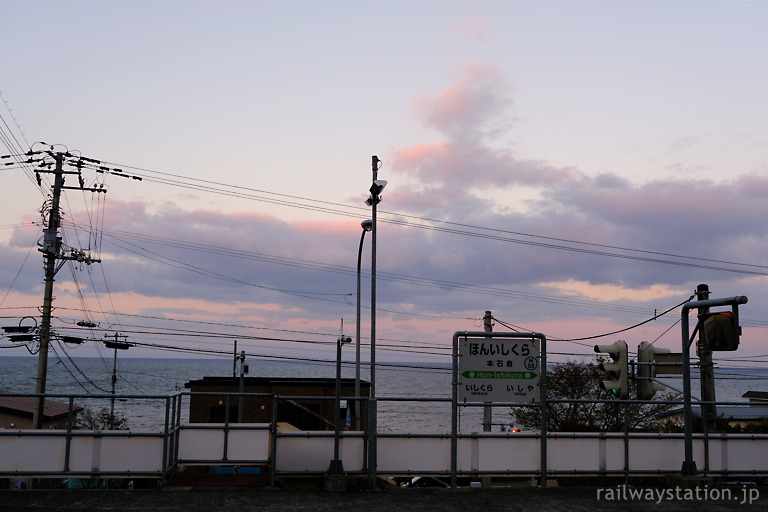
[637,341,669,400]
[594,340,628,399]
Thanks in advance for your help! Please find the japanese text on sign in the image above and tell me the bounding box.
[458,337,541,404]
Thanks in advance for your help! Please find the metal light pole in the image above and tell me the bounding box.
[355,219,372,431]
[365,155,386,489]
[330,329,351,475]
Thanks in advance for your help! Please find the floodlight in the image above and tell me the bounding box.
[369,180,387,195]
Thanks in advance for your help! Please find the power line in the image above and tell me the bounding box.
[60,218,655,318]
[78,156,768,276]
[492,293,694,348]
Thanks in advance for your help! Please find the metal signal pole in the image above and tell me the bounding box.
[696,284,717,431]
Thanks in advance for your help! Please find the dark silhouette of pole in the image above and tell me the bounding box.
[238,351,245,423]
[330,329,350,474]
[110,341,118,418]
[483,310,493,433]
[33,153,64,429]
[696,284,716,431]
[355,220,372,431]
[366,155,384,489]
[31,150,104,429]
[680,294,747,475]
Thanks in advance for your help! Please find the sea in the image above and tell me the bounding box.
[1,356,766,432]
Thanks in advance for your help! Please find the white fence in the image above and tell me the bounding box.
[2,426,767,483]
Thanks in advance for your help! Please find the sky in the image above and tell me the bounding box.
[1,1,768,376]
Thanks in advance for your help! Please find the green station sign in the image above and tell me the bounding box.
[458,337,541,404]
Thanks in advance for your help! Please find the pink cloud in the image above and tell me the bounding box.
[411,63,511,140]
[388,64,577,207]
[390,140,574,195]
[293,219,359,236]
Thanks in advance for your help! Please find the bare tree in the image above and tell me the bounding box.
[510,360,677,432]
[77,407,128,431]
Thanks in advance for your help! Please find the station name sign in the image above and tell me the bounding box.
[458,337,541,404]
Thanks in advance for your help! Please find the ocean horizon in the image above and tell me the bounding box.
[1,355,766,432]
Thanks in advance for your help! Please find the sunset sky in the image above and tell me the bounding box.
[1,1,767,375]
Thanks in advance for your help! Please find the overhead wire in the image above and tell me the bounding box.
[492,293,695,353]
[51,307,459,351]
[61,217,655,318]
[0,234,38,308]
[84,157,768,276]
[0,93,45,191]
[5,150,768,379]
[8,151,768,319]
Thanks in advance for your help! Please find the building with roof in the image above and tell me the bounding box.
[184,376,370,430]
[0,394,83,429]
[742,391,768,404]
[658,390,768,430]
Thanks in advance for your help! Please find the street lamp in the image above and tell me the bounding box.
[354,219,373,430]
[329,332,351,476]
[366,155,385,489]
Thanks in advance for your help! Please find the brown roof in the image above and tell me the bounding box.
[0,396,84,420]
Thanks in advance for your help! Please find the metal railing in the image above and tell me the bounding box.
[1,391,767,487]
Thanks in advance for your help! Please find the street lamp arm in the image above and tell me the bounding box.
[354,222,371,431]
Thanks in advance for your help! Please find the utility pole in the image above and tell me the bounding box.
[233,340,238,377]
[482,310,493,489]
[482,311,493,432]
[111,336,119,418]
[33,152,103,429]
[237,351,246,423]
[105,332,130,421]
[696,284,716,431]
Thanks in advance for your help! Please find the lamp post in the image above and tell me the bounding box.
[365,155,386,489]
[355,219,373,431]
[329,330,351,475]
